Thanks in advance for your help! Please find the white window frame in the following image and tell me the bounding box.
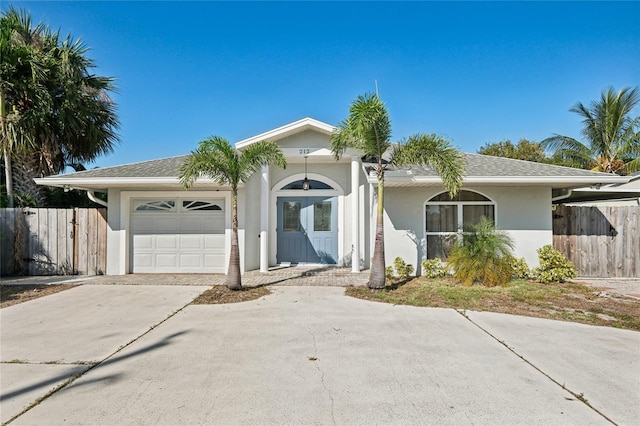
[423,190,497,259]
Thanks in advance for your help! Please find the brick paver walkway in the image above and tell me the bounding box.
[83,266,370,287]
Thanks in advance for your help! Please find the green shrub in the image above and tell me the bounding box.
[385,266,395,281]
[392,257,414,280]
[508,256,531,279]
[421,258,449,278]
[534,245,577,283]
[447,216,514,287]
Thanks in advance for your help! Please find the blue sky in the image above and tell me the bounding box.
[10,1,640,169]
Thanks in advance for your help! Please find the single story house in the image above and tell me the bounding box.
[35,117,629,275]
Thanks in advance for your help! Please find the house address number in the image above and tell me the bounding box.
[299,148,311,155]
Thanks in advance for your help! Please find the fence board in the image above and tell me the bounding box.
[0,207,107,277]
[553,205,639,278]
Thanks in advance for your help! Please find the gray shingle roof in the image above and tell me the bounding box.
[46,156,189,179]
[404,153,616,178]
[44,152,619,181]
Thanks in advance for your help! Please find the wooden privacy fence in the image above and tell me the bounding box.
[553,205,639,278]
[0,208,107,277]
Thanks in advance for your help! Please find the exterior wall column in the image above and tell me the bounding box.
[260,164,269,272]
[351,156,360,272]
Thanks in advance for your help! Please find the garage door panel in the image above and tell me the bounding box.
[180,235,203,249]
[179,254,203,268]
[133,235,155,249]
[204,235,225,248]
[155,218,178,233]
[205,254,225,268]
[156,253,178,268]
[133,253,153,267]
[156,235,179,249]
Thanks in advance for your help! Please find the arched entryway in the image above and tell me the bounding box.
[272,173,343,265]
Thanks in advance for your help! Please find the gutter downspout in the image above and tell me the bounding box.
[552,189,573,203]
[87,190,108,207]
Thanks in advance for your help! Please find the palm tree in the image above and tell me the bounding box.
[1,7,119,206]
[330,93,465,289]
[542,87,640,175]
[179,136,286,290]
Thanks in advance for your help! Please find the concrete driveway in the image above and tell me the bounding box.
[1,285,639,425]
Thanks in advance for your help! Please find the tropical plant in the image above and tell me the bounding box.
[330,93,465,289]
[1,6,119,206]
[534,245,577,284]
[392,257,414,280]
[421,258,449,278]
[541,87,640,175]
[447,216,514,287]
[507,255,531,279]
[179,136,286,290]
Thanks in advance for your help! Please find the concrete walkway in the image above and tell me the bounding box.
[2,285,638,425]
[0,266,371,288]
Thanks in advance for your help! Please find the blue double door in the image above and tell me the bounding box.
[277,196,338,265]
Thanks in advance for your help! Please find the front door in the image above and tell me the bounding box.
[277,196,338,264]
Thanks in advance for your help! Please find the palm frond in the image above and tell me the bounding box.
[394,133,465,197]
[329,93,392,161]
[237,140,287,182]
[545,87,639,174]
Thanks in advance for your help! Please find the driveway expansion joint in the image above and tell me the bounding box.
[456,310,619,426]
[3,297,198,425]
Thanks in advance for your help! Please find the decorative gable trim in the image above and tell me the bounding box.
[235,117,336,149]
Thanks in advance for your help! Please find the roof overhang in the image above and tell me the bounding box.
[235,117,336,149]
[33,177,233,193]
[370,171,630,189]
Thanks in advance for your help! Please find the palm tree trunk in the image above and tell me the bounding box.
[368,174,386,289]
[1,93,14,208]
[226,189,242,290]
[11,152,45,206]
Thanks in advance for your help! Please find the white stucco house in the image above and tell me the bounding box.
[35,117,629,275]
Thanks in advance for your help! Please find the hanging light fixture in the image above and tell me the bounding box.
[302,156,310,190]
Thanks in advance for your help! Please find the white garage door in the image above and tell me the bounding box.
[130,198,226,273]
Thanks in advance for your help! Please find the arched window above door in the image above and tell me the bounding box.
[281,179,334,190]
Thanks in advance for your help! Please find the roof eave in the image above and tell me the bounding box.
[368,175,630,188]
[34,177,234,192]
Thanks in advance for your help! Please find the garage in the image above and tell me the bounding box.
[130,198,226,273]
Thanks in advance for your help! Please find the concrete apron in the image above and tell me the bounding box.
[2,285,638,425]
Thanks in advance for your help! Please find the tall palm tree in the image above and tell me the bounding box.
[330,93,465,289]
[1,7,119,206]
[542,87,640,175]
[179,136,286,290]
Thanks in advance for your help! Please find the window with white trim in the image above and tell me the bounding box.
[132,199,224,213]
[133,200,176,212]
[425,190,495,259]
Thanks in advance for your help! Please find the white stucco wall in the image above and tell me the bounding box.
[242,173,263,272]
[106,188,124,275]
[380,185,553,274]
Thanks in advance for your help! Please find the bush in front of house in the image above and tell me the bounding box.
[447,216,514,287]
[385,266,395,281]
[421,258,450,278]
[393,257,414,280]
[534,245,577,283]
[508,255,531,279]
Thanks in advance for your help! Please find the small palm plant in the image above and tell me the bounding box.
[447,216,514,287]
